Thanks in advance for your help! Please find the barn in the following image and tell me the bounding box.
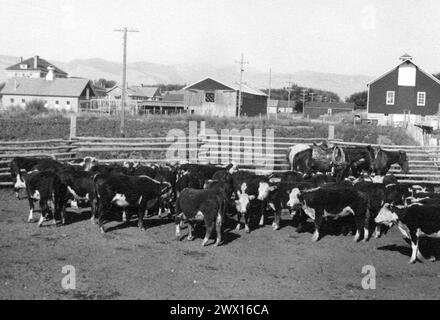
[303,102,354,119]
[367,54,440,126]
[183,77,267,117]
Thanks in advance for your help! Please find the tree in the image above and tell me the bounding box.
[94,78,117,89]
[346,90,368,109]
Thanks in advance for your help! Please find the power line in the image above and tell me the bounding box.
[234,53,249,117]
[114,27,139,138]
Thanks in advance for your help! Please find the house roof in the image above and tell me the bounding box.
[367,56,440,87]
[304,102,355,110]
[0,77,95,97]
[128,86,161,97]
[183,77,267,97]
[6,56,68,76]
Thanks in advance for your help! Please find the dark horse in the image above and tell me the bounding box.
[374,148,409,175]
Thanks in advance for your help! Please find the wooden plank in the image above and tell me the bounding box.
[0,146,73,152]
[0,139,70,145]
[0,153,75,159]
[0,182,13,187]
[397,180,440,185]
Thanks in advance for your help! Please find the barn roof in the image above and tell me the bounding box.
[367,57,440,87]
[1,77,95,97]
[6,56,68,76]
[184,77,267,97]
[128,86,161,97]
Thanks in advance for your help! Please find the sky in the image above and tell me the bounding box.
[1,0,440,76]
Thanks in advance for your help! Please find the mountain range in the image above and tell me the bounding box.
[0,55,373,99]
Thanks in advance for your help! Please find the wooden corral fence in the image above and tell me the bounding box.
[1,135,440,186]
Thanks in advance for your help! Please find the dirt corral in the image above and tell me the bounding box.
[0,188,439,300]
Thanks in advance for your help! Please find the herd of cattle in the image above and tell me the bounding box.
[6,142,440,264]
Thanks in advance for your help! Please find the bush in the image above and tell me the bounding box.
[25,100,48,115]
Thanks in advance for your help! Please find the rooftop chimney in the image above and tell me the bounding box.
[34,55,39,69]
[399,53,413,61]
[46,66,55,81]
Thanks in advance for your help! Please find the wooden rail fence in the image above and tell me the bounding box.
[1,135,440,187]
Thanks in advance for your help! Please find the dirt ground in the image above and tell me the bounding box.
[0,188,439,300]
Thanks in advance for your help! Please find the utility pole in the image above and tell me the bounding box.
[286,80,293,112]
[268,68,272,110]
[235,53,249,117]
[309,92,315,102]
[114,27,139,137]
[301,89,308,117]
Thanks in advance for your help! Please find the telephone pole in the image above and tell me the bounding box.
[267,68,272,110]
[235,53,249,117]
[286,80,293,112]
[114,27,139,137]
[301,89,308,117]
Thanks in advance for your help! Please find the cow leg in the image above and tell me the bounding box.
[235,211,242,231]
[272,208,281,231]
[202,222,214,246]
[259,201,265,226]
[214,212,223,247]
[244,212,251,233]
[122,209,127,222]
[90,198,97,224]
[38,200,49,227]
[312,210,323,242]
[175,213,184,239]
[138,205,146,231]
[187,221,194,241]
[373,225,382,239]
[98,202,110,233]
[409,232,419,264]
[362,208,371,242]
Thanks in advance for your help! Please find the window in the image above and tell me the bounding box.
[66,101,71,105]
[21,99,25,103]
[10,98,14,103]
[417,92,426,106]
[55,100,59,105]
[386,91,395,105]
[205,92,215,103]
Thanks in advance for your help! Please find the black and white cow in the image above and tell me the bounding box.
[10,157,54,198]
[232,172,275,233]
[23,170,62,227]
[57,168,97,225]
[287,144,313,173]
[271,181,315,231]
[375,204,440,264]
[94,174,172,233]
[287,186,370,242]
[175,188,226,247]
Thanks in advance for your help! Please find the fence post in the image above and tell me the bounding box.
[70,114,77,140]
[328,125,335,140]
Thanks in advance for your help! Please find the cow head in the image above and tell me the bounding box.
[257,182,277,201]
[287,188,302,208]
[375,204,400,227]
[235,190,255,214]
[226,161,239,174]
[13,173,26,197]
[83,157,97,171]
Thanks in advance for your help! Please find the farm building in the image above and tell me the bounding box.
[303,102,354,119]
[367,54,440,126]
[106,85,161,101]
[5,55,68,79]
[267,100,296,114]
[0,68,96,112]
[184,77,267,117]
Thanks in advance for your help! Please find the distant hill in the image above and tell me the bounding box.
[0,55,373,99]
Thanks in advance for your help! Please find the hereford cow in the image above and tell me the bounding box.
[375,204,440,264]
[287,186,370,242]
[175,188,226,247]
[94,174,172,233]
